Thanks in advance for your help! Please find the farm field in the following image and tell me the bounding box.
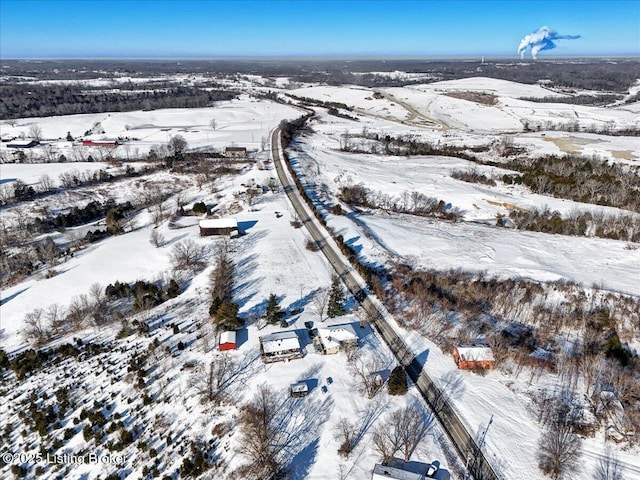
[1,71,639,480]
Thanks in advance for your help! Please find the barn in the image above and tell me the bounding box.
[219,331,237,351]
[452,345,495,370]
[199,218,238,237]
[259,331,302,363]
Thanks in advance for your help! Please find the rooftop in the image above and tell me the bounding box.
[372,464,424,480]
[199,218,238,230]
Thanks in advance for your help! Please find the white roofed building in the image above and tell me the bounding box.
[259,331,302,363]
[372,464,424,480]
[452,345,495,370]
[219,331,237,351]
[316,324,359,355]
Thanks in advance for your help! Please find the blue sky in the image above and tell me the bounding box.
[1,0,638,58]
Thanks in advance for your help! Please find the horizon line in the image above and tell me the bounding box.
[3,53,639,62]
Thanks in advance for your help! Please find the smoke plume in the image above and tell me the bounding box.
[517,26,580,59]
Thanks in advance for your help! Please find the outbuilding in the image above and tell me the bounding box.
[219,331,237,351]
[82,140,119,147]
[199,218,238,237]
[290,382,309,398]
[452,345,495,370]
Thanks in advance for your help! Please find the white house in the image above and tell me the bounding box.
[316,324,358,355]
[259,331,302,363]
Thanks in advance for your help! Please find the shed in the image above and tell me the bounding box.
[199,218,238,236]
[225,146,247,158]
[290,382,309,398]
[452,345,495,370]
[259,331,302,363]
[219,331,237,351]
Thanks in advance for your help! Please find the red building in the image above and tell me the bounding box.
[82,140,119,147]
[219,331,237,351]
[452,345,495,370]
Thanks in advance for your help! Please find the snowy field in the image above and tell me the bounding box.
[1,74,639,480]
[0,96,300,161]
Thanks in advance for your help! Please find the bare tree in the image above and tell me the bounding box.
[174,190,187,213]
[170,239,206,273]
[372,421,402,465]
[537,403,583,479]
[37,174,55,193]
[312,288,330,322]
[149,229,165,248]
[349,357,384,398]
[396,403,433,462]
[28,124,42,142]
[45,304,66,336]
[593,445,625,480]
[22,308,50,345]
[238,383,284,479]
[190,354,237,404]
[335,417,357,457]
[38,237,61,269]
[89,282,107,311]
[209,119,217,130]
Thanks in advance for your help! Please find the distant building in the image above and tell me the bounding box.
[452,345,495,370]
[259,331,302,363]
[315,324,359,355]
[225,146,247,158]
[7,140,38,148]
[219,331,237,351]
[82,140,119,147]
[372,464,424,480]
[199,218,238,237]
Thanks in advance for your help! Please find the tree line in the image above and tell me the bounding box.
[0,83,238,119]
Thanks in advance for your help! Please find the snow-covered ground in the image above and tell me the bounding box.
[0,96,300,161]
[1,74,639,480]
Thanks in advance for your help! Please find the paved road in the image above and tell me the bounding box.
[271,125,500,480]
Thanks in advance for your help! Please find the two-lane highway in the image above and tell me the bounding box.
[270,124,500,480]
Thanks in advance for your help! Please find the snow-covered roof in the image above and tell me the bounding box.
[317,324,358,350]
[7,139,38,147]
[455,345,495,362]
[372,464,424,480]
[219,331,236,344]
[260,331,300,354]
[199,218,238,230]
[290,382,308,393]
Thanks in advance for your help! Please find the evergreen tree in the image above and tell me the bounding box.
[327,275,346,318]
[388,366,408,395]
[265,293,283,324]
[214,300,242,331]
